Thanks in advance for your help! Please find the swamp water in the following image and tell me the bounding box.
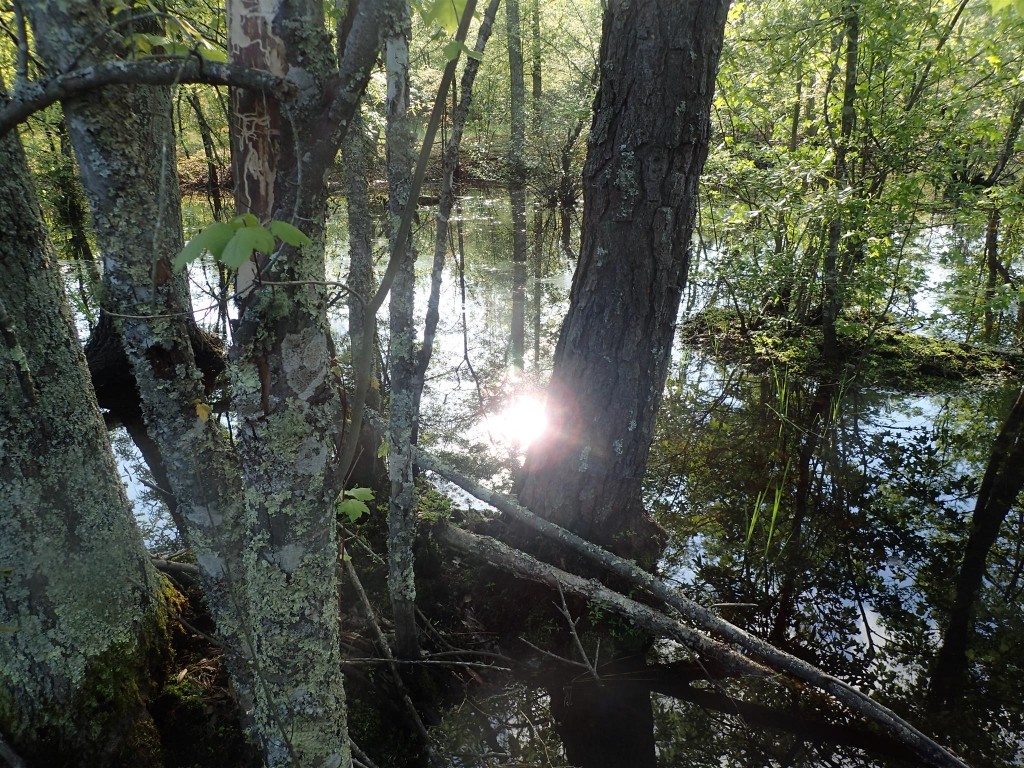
[118,192,1023,766]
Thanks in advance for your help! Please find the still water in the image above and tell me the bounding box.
[124,191,1023,766]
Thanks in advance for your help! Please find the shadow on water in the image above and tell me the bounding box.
[648,351,1024,766]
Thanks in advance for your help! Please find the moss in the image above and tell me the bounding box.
[1,578,176,768]
[681,309,1022,390]
[149,581,261,768]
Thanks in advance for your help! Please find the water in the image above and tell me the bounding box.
[97,190,1023,766]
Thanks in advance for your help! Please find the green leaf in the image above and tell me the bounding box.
[420,0,468,34]
[232,213,261,228]
[219,225,276,270]
[338,498,370,523]
[377,440,389,459]
[346,487,375,502]
[196,40,228,63]
[442,39,482,62]
[268,220,313,247]
[173,222,236,272]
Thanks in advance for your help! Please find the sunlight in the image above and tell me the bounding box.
[482,394,549,449]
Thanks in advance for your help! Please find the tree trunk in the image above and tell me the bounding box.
[822,2,859,361]
[513,2,729,765]
[983,207,1001,344]
[0,93,169,768]
[385,1,422,660]
[517,0,730,559]
[343,107,382,411]
[927,385,1024,710]
[507,0,529,370]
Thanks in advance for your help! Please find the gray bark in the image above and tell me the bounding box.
[225,0,392,762]
[507,0,528,370]
[0,91,167,765]
[385,1,422,660]
[21,0,260,746]
[343,107,382,411]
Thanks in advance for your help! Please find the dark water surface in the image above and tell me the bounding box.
[401,194,1024,766]
[127,192,1024,766]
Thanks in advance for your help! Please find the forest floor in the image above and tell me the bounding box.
[680,308,1024,390]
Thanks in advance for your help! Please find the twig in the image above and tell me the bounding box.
[341,557,432,746]
[343,658,509,671]
[553,583,600,680]
[518,637,595,676]
[0,733,26,768]
[349,739,380,768]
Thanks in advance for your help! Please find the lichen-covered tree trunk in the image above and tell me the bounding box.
[226,1,392,763]
[513,2,729,765]
[0,100,169,768]
[21,0,258,739]
[385,2,422,660]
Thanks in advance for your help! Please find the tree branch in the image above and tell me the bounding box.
[433,522,771,680]
[418,450,973,768]
[0,57,292,136]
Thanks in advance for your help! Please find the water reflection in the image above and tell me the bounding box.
[648,352,1024,766]
[123,192,1023,764]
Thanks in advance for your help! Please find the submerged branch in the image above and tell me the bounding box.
[418,450,973,768]
[433,522,770,680]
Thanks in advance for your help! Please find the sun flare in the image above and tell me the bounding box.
[482,394,549,449]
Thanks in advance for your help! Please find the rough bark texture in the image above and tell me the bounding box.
[510,2,729,764]
[22,0,259,744]
[224,1,399,763]
[0,103,168,767]
[343,107,381,411]
[385,2,422,660]
[516,0,730,559]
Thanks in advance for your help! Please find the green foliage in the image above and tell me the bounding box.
[337,487,374,524]
[417,0,472,35]
[172,216,311,272]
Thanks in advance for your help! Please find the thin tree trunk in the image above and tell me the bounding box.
[384,0,422,660]
[983,207,1001,344]
[507,0,528,371]
[822,2,859,362]
[928,386,1024,710]
[415,0,502,403]
[343,107,382,411]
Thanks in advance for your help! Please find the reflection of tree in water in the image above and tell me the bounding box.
[647,357,1024,766]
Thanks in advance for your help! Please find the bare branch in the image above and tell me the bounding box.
[0,57,292,137]
[433,522,771,680]
[419,450,973,768]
